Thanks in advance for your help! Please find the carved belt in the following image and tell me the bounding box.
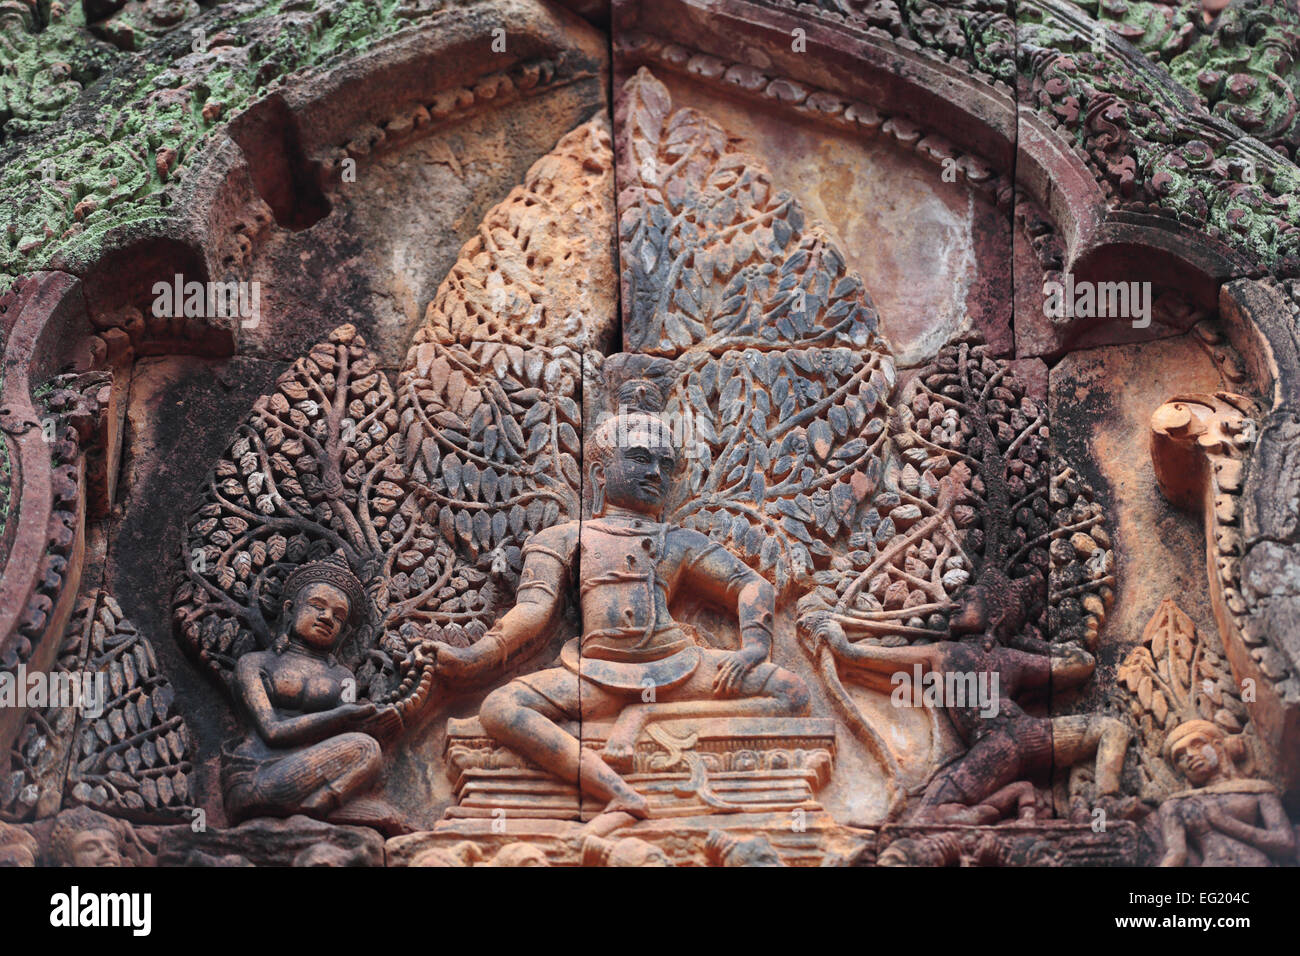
[560,636,700,694]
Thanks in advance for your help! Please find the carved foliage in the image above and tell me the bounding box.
[394,339,583,644]
[1019,0,1300,270]
[3,592,194,823]
[176,330,585,708]
[1119,598,1255,797]
[891,335,1049,592]
[416,116,617,351]
[616,68,885,355]
[1166,0,1300,158]
[797,333,1113,645]
[174,325,409,696]
[1048,467,1115,650]
[801,334,1048,640]
[655,347,896,598]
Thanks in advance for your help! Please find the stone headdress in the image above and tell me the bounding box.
[600,353,676,415]
[48,806,120,866]
[280,552,369,629]
[1163,718,1225,762]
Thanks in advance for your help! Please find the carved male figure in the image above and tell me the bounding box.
[434,411,810,818]
[1158,719,1295,866]
[805,577,1130,822]
[221,554,403,827]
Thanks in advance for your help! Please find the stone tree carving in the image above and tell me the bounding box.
[795,332,1121,816]
[415,116,617,352]
[389,68,896,841]
[174,116,614,827]
[613,68,897,603]
[3,591,194,824]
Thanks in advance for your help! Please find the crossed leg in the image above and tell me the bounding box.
[479,669,650,817]
[601,651,811,765]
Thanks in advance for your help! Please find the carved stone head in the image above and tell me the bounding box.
[583,834,670,867]
[274,553,368,655]
[950,568,1043,646]
[1165,719,1242,787]
[588,411,679,518]
[704,829,784,867]
[489,842,551,866]
[48,807,123,867]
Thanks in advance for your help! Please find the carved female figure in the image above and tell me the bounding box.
[220,554,403,827]
[1158,720,1295,866]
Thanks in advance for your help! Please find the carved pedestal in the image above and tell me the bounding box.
[443,716,835,820]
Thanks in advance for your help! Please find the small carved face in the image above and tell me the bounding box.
[598,421,677,517]
[608,840,671,867]
[951,586,989,636]
[289,582,352,651]
[1171,731,1223,786]
[490,843,550,867]
[69,829,121,868]
[606,441,676,514]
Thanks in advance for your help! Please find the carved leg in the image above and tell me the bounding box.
[296,733,383,814]
[229,732,382,821]
[479,677,650,818]
[915,723,1031,819]
[601,663,811,768]
[1051,714,1130,796]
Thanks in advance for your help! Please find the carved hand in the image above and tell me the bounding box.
[1179,798,1214,837]
[338,701,376,721]
[356,703,404,743]
[713,645,766,697]
[430,639,496,683]
[803,614,850,654]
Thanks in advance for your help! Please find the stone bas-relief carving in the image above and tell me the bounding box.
[220,555,405,831]
[440,405,813,821]
[4,0,1300,868]
[1157,720,1295,867]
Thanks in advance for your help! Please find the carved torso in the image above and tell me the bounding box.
[940,642,1046,743]
[530,515,761,663]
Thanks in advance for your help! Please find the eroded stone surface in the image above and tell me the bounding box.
[4,1,1300,870]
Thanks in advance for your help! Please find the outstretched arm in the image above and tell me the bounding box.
[993,641,1094,694]
[800,615,942,674]
[433,535,570,686]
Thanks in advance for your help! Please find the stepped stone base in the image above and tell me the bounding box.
[442,716,836,820]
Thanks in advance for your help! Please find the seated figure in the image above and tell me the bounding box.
[221,554,403,827]
[1158,719,1295,866]
[433,410,811,818]
[803,574,1130,822]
